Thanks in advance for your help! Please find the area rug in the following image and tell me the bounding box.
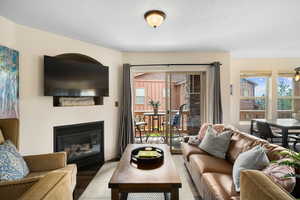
[79,155,201,200]
[127,193,169,200]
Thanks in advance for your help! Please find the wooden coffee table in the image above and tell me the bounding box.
[108,144,182,200]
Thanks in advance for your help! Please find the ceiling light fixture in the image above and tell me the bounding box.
[295,67,300,82]
[144,10,166,28]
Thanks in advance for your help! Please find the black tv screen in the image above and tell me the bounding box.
[44,56,109,97]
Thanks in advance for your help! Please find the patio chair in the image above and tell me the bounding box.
[162,104,186,139]
[134,121,147,143]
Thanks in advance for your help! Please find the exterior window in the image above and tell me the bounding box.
[240,77,268,121]
[162,88,170,98]
[277,76,300,118]
[135,88,145,105]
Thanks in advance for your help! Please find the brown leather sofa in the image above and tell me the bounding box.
[0,119,77,200]
[182,128,297,200]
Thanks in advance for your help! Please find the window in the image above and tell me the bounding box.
[277,75,300,118]
[135,88,145,105]
[162,88,170,98]
[240,76,269,121]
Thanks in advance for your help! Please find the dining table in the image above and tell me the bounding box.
[251,118,300,148]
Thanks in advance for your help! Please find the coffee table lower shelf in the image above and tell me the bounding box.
[109,184,180,200]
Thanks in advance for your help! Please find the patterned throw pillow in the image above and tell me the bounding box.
[197,123,225,140]
[188,136,201,146]
[263,159,296,193]
[232,145,270,192]
[0,140,29,181]
[199,125,232,159]
[0,129,5,144]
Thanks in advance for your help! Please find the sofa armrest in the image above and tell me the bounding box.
[24,152,67,172]
[0,176,41,200]
[240,170,295,200]
[19,172,72,200]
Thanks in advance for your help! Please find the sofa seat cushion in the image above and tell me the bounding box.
[182,142,207,161]
[190,154,233,174]
[202,173,239,200]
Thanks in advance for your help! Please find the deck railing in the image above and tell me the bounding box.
[134,110,190,136]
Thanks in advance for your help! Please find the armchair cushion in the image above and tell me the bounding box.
[0,176,40,200]
[0,140,29,181]
[19,171,72,200]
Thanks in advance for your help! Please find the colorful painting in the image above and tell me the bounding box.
[0,46,19,119]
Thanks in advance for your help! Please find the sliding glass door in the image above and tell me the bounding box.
[166,72,206,153]
[132,70,207,153]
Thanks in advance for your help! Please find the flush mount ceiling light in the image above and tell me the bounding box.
[144,10,166,28]
[295,67,300,81]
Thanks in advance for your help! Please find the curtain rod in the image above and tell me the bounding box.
[130,62,221,67]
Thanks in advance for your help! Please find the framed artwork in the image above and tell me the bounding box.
[0,45,19,119]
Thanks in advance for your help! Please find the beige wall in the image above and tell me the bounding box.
[0,17,17,48]
[2,15,300,154]
[123,52,232,125]
[0,17,123,160]
[231,58,300,132]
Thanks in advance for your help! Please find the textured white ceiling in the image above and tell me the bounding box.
[1,0,300,57]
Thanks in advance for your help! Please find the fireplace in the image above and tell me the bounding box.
[53,121,104,168]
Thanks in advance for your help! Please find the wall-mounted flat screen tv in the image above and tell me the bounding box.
[44,56,109,97]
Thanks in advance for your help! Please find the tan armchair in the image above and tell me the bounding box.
[0,119,77,200]
[240,170,295,200]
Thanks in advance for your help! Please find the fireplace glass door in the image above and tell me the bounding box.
[57,130,101,162]
[54,121,104,168]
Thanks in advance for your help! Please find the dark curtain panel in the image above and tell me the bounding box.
[212,62,223,123]
[118,64,134,156]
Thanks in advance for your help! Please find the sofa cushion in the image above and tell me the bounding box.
[187,136,201,146]
[0,140,29,181]
[262,159,296,193]
[190,154,233,174]
[199,126,232,159]
[202,172,239,200]
[233,145,270,192]
[227,131,259,164]
[182,142,207,161]
[198,123,225,140]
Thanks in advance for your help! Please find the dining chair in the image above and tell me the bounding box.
[289,134,300,152]
[256,121,284,145]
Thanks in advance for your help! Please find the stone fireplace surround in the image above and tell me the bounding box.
[53,121,104,169]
